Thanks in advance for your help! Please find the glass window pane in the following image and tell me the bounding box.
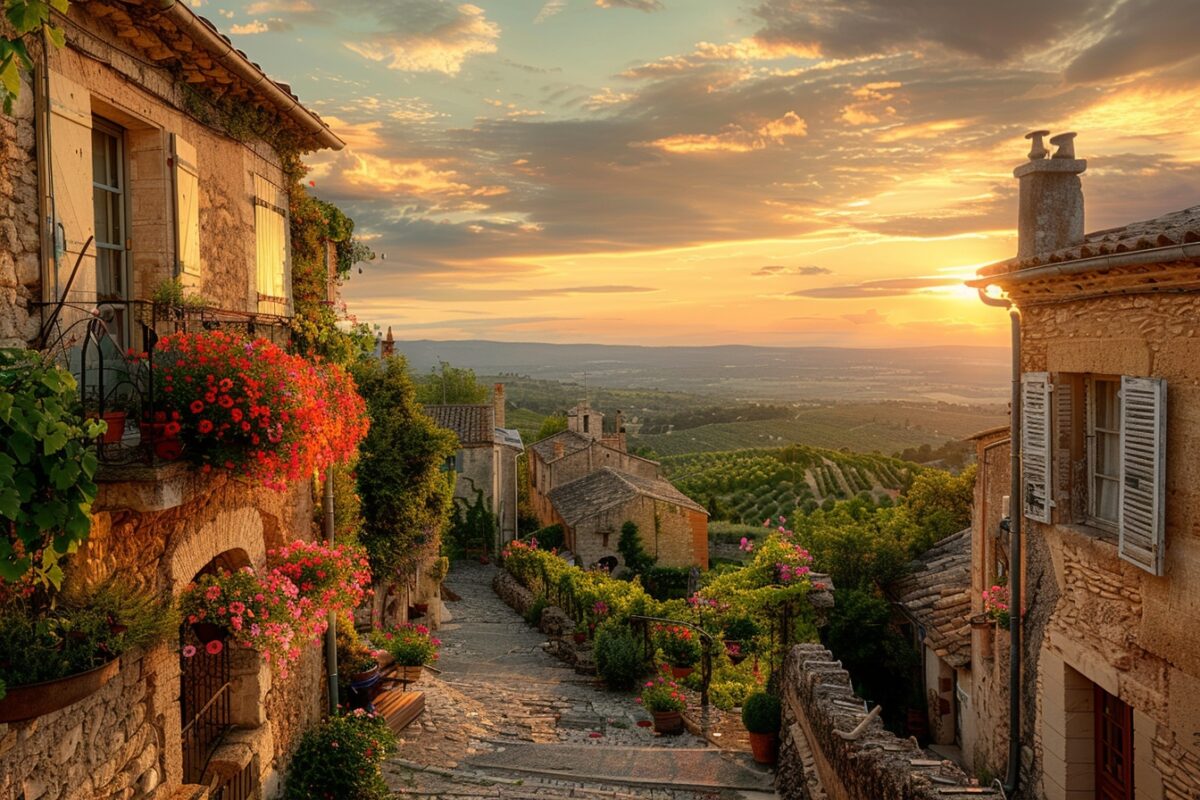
[1096,476,1119,522]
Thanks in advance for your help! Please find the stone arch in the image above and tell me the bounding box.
[165,506,268,594]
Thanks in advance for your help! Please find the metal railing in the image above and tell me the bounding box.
[180,624,233,785]
[628,614,715,709]
[34,299,291,466]
[212,757,260,800]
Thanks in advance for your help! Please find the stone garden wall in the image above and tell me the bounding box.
[778,643,1003,800]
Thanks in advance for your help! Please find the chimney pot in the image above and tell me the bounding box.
[553,441,565,458]
[1024,129,1051,160]
[493,383,506,429]
[1049,131,1077,159]
[1013,132,1086,258]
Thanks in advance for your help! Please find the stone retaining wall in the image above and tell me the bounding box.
[779,643,1004,800]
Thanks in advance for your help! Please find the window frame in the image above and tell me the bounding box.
[1085,375,1122,533]
[91,115,131,345]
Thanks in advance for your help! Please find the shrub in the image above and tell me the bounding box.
[741,692,781,734]
[524,594,548,625]
[594,624,644,690]
[722,614,760,644]
[284,710,396,800]
[655,624,700,668]
[642,566,690,601]
[370,623,440,667]
[0,575,178,688]
[637,666,687,712]
[530,523,564,552]
[617,521,654,574]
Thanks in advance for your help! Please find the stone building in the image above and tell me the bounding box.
[0,2,346,799]
[426,384,524,550]
[528,401,707,570]
[886,527,972,758]
[965,133,1200,798]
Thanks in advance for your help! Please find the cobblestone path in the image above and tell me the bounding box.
[384,561,775,800]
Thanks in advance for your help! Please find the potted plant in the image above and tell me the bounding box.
[268,539,372,631]
[741,692,782,765]
[337,626,384,710]
[655,624,700,679]
[637,666,686,735]
[370,623,440,684]
[722,615,759,665]
[138,410,184,461]
[572,621,588,645]
[0,576,178,722]
[983,583,1011,628]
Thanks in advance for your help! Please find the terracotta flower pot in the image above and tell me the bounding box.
[191,622,228,644]
[651,710,684,735]
[748,731,779,765]
[100,411,127,444]
[0,659,121,723]
[670,664,694,680]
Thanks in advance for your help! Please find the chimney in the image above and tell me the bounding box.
[381,326,395,358]
[553,441,565,459]
[493,383,506,428]
[1014,130,1086,259]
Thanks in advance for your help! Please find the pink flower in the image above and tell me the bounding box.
[182,644,197,658]
[206,640,224,655]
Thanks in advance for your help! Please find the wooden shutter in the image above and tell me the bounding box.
[254,174,290,314]
[1118,376,1166,575]
[46,71,94,301]
[172,135,200,277]
[1022,372,1053,523]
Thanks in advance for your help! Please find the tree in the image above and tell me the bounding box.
[414,363,488,405]
[904,464,976,549]
[617,521,654,574]
[2,1,68,115]
[351,355,457,581]
[533,412,567,442]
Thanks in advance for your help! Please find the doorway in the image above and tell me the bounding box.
[1094,684,1134,800]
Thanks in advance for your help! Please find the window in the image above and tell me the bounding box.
[1088,378,1121,528]
[1027,371,1167,575]
[1094,684,1134,800]
[254,174,289,315]
[91,118,129,344]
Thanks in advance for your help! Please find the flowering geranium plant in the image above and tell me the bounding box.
[370,623,441,667]
[179,567,306,672]
[983,584,1011,627]
[637,667,687,713]
[269,540,372,626]
[655,624,700,668]
[151,330,368,489]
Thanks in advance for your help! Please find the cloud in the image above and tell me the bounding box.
[230,20,269,34]
[535,0,566,22]
[644,111,806,154]
[750,0,1095,62]
[1064,0,1200,83]
[789,277,964,299]
[752,265,831,277]
[842,308,888,325]
[343,1,500,74]
[596,0,663,10]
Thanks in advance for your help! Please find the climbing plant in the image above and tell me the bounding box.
[1,0,67,115]
[445,480,497,559]
[0,349,104,590]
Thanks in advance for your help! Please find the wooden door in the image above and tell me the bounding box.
[1094,684,1134,800]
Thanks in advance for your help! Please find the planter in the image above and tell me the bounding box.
[0,659,121,723]
[191,622,229,644]
[572,632,587,645]
[651,710,684,735]
[396,665,424,684]
[100,411,127,444]
[748,731,779,765]
[138,421,183,461]
[350,664,381,686]
[724,640,746,665]
[670,665,694,680]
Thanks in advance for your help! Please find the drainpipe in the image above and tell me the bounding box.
[978,288,1022,798]
[323,467,338,714]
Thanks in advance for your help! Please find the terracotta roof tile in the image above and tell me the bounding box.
[547,467,706,527]
[425,404,495,446]
[887,528,972,668]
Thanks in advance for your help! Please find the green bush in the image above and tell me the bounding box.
[594,624,644,690]
[741,692,781,734]
[642,566,690,600]
[284,711,396,800]
[530,523,564,551]
[524,594,548,625]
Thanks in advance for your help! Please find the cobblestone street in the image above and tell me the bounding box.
[384,561,775,799]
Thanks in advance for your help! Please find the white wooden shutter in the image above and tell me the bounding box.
[1118,376,1166,575]
[1022,372,1053,523]
[172,135,201,277]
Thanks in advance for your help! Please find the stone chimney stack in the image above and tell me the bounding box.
[381,326,395,357]
[1015,130,1087,259]
[493,383,506,428]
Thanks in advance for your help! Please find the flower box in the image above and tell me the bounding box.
[0,659,120,723]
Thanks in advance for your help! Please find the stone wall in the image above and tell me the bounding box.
[0,56,41,347]
[778,643,1003,800]
[570,495,706,570]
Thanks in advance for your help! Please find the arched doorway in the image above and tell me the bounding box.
[179,550,248,792]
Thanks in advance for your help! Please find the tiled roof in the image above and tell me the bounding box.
[978,204,1200,277]
[547,467,707,527]
[529,430,593,463]
[425,405,495,446]
[887,528,972,668]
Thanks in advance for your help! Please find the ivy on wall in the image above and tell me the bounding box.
[2,1,67,113]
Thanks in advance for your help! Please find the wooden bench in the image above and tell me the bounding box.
[371,655,425,733]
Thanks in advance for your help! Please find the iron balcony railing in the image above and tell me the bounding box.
[34,298,291,466]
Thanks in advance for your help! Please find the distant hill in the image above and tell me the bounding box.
[395,339,1009,405]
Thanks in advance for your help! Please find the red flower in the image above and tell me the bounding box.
[190,400,205,414]
[198,419,214,434]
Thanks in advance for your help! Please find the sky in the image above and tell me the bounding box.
[203,0,1200,348]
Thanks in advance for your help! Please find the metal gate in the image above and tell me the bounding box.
[179,625,232,786]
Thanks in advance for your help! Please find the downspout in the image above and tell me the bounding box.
[978,288,1022,798]
[323,468,338,714]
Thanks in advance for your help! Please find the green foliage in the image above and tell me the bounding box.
[638,404,793,435]
[445,482,497,558]
[2,0,68,115]
[905,464,977,546]
[655,625,700,668]
[415,362,489,405]
[642,566,690,601]
[594,623,644,690]
[617,521,654,574]
[527,523,564,552]
[150,278,206,310]
[0,575,178,687]
[351,356,457,581]
[741,692,781,734]
[533,412,568,442]
[524,594,548,625]
[370,623,439,667]
[722,614,759,643]
[323,462,364,543]
[284,711,397,800]
[0,349,104,589]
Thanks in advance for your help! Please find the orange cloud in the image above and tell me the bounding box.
[644,111,807,154]
[345,3,499,74]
